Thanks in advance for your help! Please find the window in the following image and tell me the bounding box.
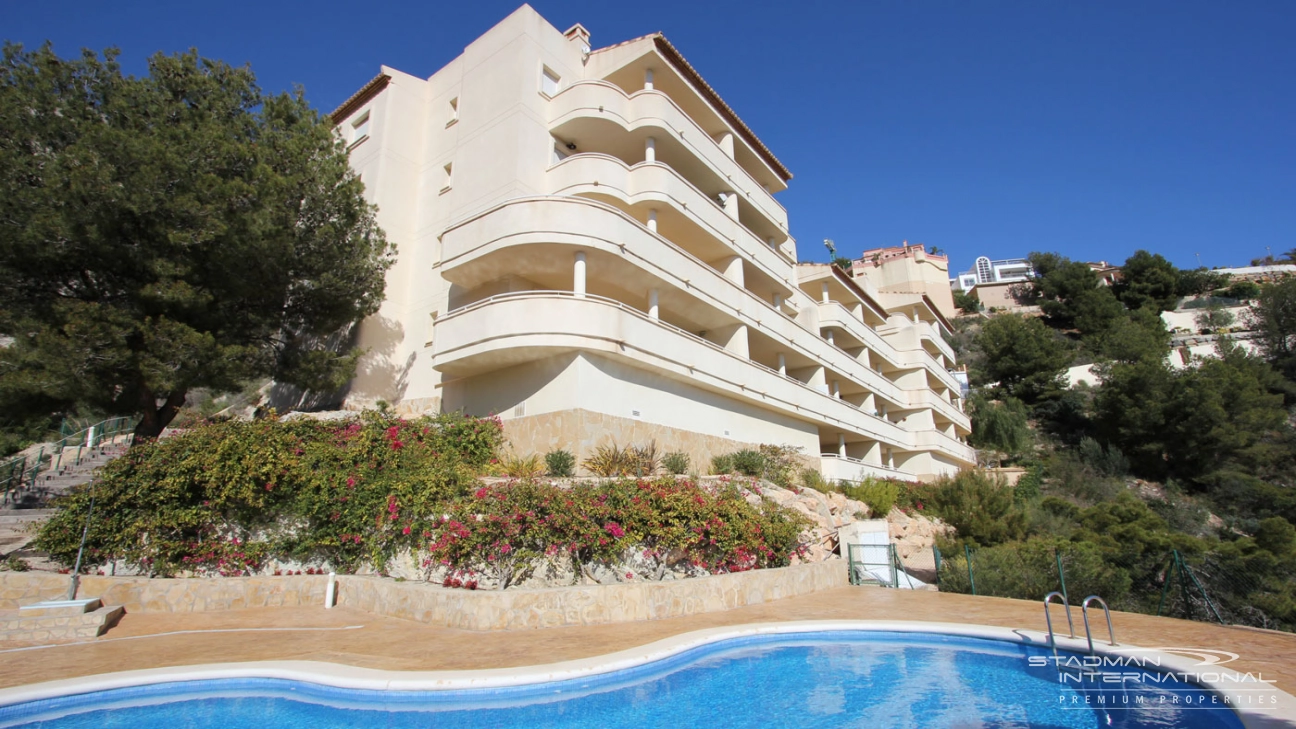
[441,162,453,192]
[350,112,370,147]
[540,67,560,97]
[447,97,458,126]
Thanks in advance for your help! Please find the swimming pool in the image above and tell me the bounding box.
[0,627,1262,728]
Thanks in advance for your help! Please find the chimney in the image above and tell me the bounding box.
[564,23,591,59]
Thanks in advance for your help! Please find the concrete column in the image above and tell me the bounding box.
[863,392,876,414]
[719,255,744,286]
[648,288,659,319]
[720,191,740,221]
[766,237,776,249]
[838,434,847,458]
[825,329,835,346]
[644,68,654,91]
[717,131,734,158]
[645,136,656,163]
[886,449,895,469]
[821,282,830,303]
[777,352,786,376]
[773,293,783,309]
[912,306,921,323]
[808,365,827,394]
[864,441,882,465]
[573,251,586,298]
[647,209,658,233]
[832,380,841,399]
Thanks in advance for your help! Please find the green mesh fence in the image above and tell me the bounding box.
[933,543,1296,633]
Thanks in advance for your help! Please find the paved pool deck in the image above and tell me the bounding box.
[2,586,1294,695]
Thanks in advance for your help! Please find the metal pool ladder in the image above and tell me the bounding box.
[1043,591,1117,655]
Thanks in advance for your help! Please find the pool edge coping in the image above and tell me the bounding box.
[0,620,1290,727]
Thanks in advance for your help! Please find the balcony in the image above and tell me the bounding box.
[819,454,918,484]
[432,292,914,446]
[547,81,789,243]
[546,154,794,288]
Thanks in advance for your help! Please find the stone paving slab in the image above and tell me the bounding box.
[0,587,1293,696]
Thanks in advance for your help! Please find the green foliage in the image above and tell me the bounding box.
[1222,280,1262,301]
[583,443,637,477]
[915,470,1026,547]
[729,449,766,477]
[967,394,1031,456]
[953,290,983,315]
[1194,300,1236,333]
[544,449,575,478]
[661,452,690,476]
[800,468,831,493]
[2,555,29,572]
[839,478,900,517]
[1077,437,1128,477]
[1117,250,1181,312]
[495,452,545,478]
[0,43,393,440]
[973,314,1073,404]
[1090,308,1171,364]
[1178,268,1231,297]
[32,411,504,575]
[1252,278,1296,380]
[756,444,801,487]
[710,454,734,475]
[1025,253,1108,330]
[425,478,812,586]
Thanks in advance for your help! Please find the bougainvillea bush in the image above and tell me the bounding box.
[34,414,812,587]
[33,411,504,576]
[425,478,811,588]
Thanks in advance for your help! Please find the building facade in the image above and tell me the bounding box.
[847,243,958,321]
[331,6,973,481]
[953,256,1034,292]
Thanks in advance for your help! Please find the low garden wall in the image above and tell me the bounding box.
[336,559,847,630]
[1,559,847,630]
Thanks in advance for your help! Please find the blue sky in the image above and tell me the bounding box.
[7,1,1293,273]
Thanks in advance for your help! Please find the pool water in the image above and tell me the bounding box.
[0,632,1246,728]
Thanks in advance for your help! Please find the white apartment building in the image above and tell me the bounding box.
[331,5,973,482]
[953,256,1035,292]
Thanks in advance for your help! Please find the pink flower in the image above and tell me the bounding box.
[346,477,356,488]
[402,526,412,535]
[603,521,625,538]
[625,572,634,579]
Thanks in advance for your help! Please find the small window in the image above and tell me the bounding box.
[540,67,560,97]
[447,97,458,126]
[350,112,370,146]
[441,162,453,192]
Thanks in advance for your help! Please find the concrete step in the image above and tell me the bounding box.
[0,604,124,642]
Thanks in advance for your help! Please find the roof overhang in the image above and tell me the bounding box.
[330,74,391,125]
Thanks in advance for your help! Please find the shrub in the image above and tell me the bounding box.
[32,411,502,576]
[497,452,545,478]
[3,555,29,572]
[662,452,690,475]
[425,477,812,586]
[544,449,576,478]
[840,478,900,518]
[583,443,636,477]
[757,444,801,487]
[1077,437,1128,477]
[919,470,1027,547]
[710,454,734,475]
[729,449,766,477]
[800,468,831,493]
[629,441,660,477]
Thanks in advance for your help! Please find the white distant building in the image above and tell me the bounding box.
[953,256,1034,292]
[328,5,973,482]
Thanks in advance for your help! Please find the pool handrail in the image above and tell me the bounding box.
[1042,591,1075,649]
[1081,595,1117,655]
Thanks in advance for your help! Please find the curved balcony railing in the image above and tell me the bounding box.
[439,197,916,408]
[547,81,789,239]
[819,454,920,484]
[433,291,975,466]
[546,154,794,286]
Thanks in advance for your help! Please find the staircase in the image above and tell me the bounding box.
[0,598,124,643]
[1,437,132,512]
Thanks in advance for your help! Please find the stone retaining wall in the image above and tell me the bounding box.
[1,559,847,630]
[337,559,846,630]
[0,573,327,613]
